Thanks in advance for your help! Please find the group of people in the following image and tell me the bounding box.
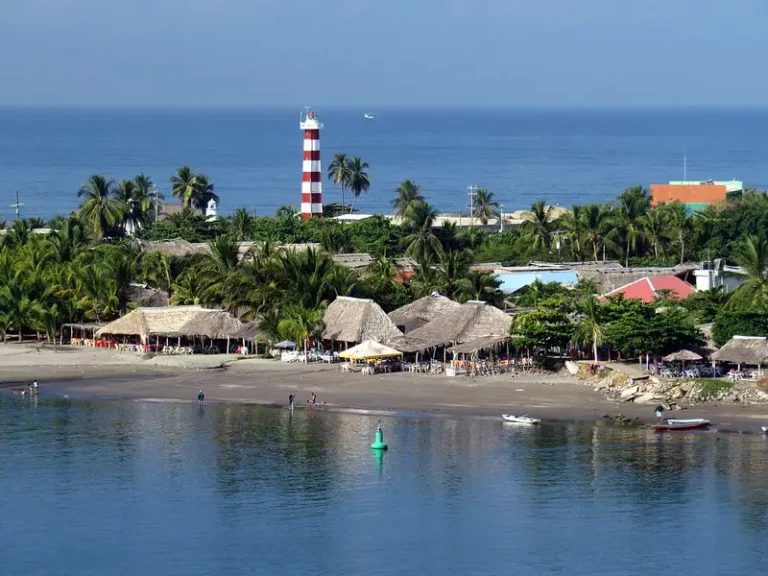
[288,392,323,411]
[14,380,39,397]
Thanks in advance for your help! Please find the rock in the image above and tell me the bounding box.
[594,379,609,391]
[669,386,684,400]
[650,376,661,385]
[633,392,658,404]
[620,386,639,400]
[565,361,579,375]
[757,391,768,402]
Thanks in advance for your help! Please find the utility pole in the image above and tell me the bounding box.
[467,185,478,228]
[10,191,23,220]
[151,185,160,224]
[499,204,504,234]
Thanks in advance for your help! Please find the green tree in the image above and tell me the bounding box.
[639,207,672,260]
[277,304,325,358]
[392,179,423,220]
[511,308,574,354]
[521,201,554,257]
[729,232,768,309]
[712,310,768,347]
[403,201,443,261]
[347,157,370,213]
[170,165,199,209]
[573,296,604,362]
[77,174,123,240]
[327,153,350,214]
[455,271,504,307]
[609,185,650,266]
[472,189,499,225]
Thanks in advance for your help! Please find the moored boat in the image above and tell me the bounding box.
[502,414,541,425]
[653,418,710,432]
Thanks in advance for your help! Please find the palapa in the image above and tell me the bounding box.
[323,296,403,344]
[393,301,512,352]
[711,336,768,366]
[388,293,461,333]
[448,335,509,354]
[663,349,703,362]
[95,306,244,340]
[338,340,403,360]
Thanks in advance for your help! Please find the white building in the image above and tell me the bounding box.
[693,259,748,292]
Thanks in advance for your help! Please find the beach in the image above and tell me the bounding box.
[3,343,768,431]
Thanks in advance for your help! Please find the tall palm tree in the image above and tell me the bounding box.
[609,185,650,266]
[662,201,693,265]
[403,201,443,261]
[230,208,253,240]
[170,166,199,209]
[192,174,219,213]
[277,304,325,358]
[432,249,472,299]
[639,208,672,259]
[327,153,350,214]
[347,157,370,213]
[77,174,122,240]
[392,180,423,221]
[276,205,299,219]
[472,189,499,225]
[114,179,141,234]
[559,205,586,260]
[574,296,604,363]
[521,201,553,256]
[0,277,42,342]
[580,203,609,262]
[455,271,504,307]
[730,233,768,308]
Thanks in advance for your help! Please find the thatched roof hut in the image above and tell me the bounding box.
[388,293,461,333]
[95,306,244,340]
[322,296,403,344]
[448,335,509,354]
[711,336,768,366]
[394,301,512,352]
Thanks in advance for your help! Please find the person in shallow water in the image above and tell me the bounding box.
[198,390,205,406]
[655,405,664,422]
[288,394,294,411]
[308,392,317,409]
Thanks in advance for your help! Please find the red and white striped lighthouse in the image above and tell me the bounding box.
[300,109,323,220]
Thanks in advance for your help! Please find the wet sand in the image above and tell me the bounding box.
[3,343,768,432]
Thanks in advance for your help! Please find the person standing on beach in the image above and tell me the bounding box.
[289,394,295,411]
[655,405,664,422]
[198,390,205,407]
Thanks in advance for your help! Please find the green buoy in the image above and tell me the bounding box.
[370,421,388,450]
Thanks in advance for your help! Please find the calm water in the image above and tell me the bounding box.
[2,107,768,221]
[2,394,768,575]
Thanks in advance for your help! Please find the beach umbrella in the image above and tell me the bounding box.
[338,340,403,360]
[274,340,296,350]
[663,349,703,362]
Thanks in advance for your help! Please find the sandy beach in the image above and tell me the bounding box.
[3,343,768,431]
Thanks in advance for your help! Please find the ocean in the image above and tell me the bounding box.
[2,395,768,575]
[1,107,768,222]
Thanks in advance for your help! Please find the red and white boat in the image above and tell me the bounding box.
[653,418,710,432]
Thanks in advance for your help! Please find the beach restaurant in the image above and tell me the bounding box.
[94,306,245,354]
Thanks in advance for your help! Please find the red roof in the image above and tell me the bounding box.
[600,275,695,304]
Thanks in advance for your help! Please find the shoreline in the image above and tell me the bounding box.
[3,345,768,433]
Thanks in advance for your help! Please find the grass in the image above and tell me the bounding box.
[693,378,733,401]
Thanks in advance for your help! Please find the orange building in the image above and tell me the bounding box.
[650,183,727,212]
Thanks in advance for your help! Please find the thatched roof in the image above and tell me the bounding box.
[234,319,267,341]
[134,238,211,258]
[95,306,245,339]
[663,349,703,362]
[322,296,403,344]
[711,336,768,365]
[388,293,462,333]
[338,340,402,359]
[127,283,170,307]
[448,335,509,354]
[393,301,513,352]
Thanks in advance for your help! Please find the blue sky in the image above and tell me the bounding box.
[1,0,765,107]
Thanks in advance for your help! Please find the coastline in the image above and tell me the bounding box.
[3,345,768,433]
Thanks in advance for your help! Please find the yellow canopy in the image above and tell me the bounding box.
[338,340,403,360]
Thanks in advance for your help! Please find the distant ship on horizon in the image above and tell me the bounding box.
[363,113,375,119]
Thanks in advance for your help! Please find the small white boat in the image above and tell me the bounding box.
[761,426,768,434]
[363,113,375,119]
[502,414,541,425]
[654,418,710,431]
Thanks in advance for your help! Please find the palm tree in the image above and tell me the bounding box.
[230,208,254,240]
[392,180,423,221]
[170,166,199,209]
[559,205,586,260]
[171,267,206,305]
[0,277,42,341]
[327,153,350,214]
[114,179,141,234]
[366,255,403,284]
[472,189,499,225]
[639,208,672,259]
[455,271,504,306]
[574,296,604,363]
[609,185,650,266]
[403,201,443,261]
[319,226,353,254]
[730,233,768,308]
[277,304,325,359]
[347,157,370,213]
[521,201,553,256]
[275,205,299,219]
[77,174,122,240]
[192,174,219,213]
[662,201,693,265]
[580,203,609,262]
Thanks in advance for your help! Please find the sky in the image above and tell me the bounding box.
[0,0,766,107]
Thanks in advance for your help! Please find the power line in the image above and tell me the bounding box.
[10,190,24,219]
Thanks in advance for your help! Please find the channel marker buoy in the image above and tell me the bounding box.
[370,420,388,450]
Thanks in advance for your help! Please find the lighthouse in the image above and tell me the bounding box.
[300,108,323,220]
